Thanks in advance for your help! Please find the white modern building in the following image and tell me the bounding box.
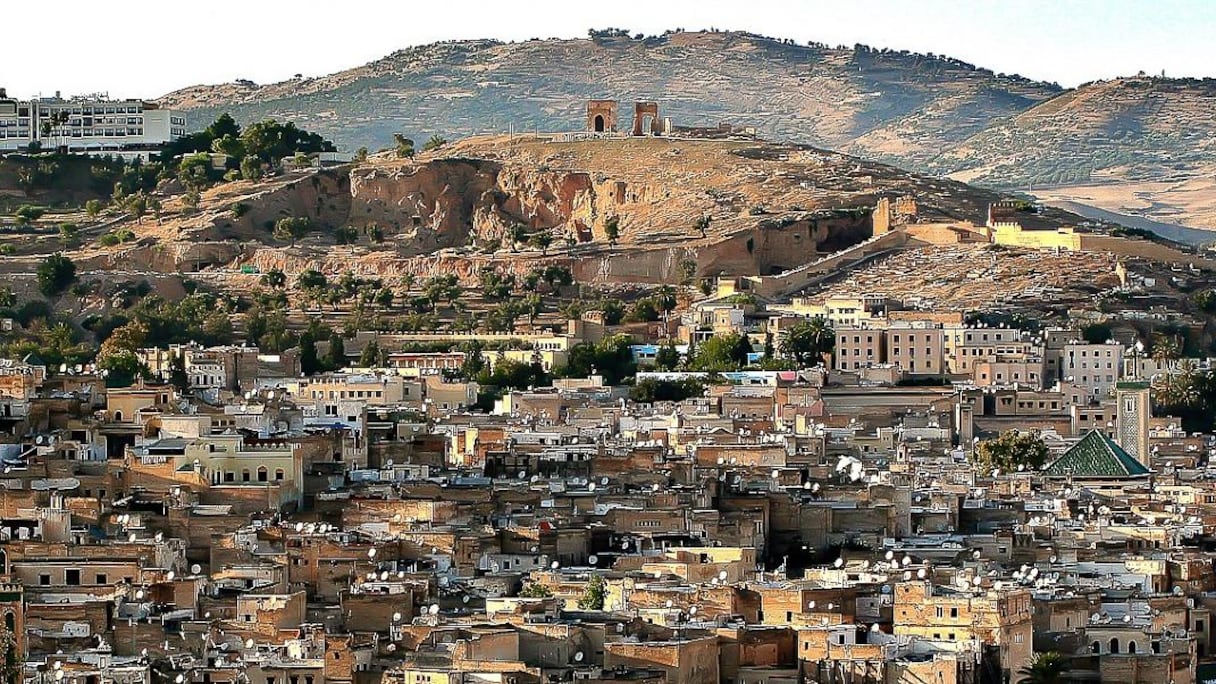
[0,88,186,159]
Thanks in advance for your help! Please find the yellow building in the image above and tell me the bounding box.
[894,582,1032,681]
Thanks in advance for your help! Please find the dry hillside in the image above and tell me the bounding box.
[0,134,1077,289]
[160,31,1059,172]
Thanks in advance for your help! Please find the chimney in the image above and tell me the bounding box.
[0,88,7,99]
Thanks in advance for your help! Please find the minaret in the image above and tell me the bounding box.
[1115,382,1151,467]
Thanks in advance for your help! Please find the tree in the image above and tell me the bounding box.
[327,333,346,369]
[84,199,103,219]
[654,342,681,370]
[519,582,552,598]
[694,214,712,238]
[240,155,263,181]
[780,317,835,367]
[529,231,553,254]
[37,253,77,297]
[630,377,704,403]
[691,332,752,371]
[1018,652,1069,684]
[460,340,487,379]
[58,222,80,245]
[181,189,201,212]
[972,430,1049,474]
[578,574,607,610]
[297,269,328,291]
[604,215,620,245]
[393,134,415,158]
[97,320,150,387]
[260,268,287,288]
[423,135,448,152]
[354,147,369,163]
[274,217,312,244]
[359,340,382,367]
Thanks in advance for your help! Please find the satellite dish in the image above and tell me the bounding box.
[191,564,202,575]
[718,570,728,581]
[885,551,895,561]
[244,638,254,649]
[368,548,377,558]
[56,672,65,682]
[551,561,560,570]
[665,600,674,608]
[295,522,304,532]
[462,595,470,604]
[688,606,698,616]
[428,604,440,615]
[972,576,982,587]
[574,652,585,663]
[380,571,389,581]
[807,601,816,610]
[833,558,844,569]
[393,612,402,622]
[588,555,599,565]
[588,483,596,492]
[916,568,927,579]
[166,570,175,581]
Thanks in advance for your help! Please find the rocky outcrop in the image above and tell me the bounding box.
[347,160,605,254]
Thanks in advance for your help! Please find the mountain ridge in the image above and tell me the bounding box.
[159,29,1216,227]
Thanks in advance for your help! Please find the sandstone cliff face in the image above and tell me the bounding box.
[348,160,606,254]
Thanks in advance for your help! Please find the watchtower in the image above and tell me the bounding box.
[632,102,662,136]
[587,100,618,133]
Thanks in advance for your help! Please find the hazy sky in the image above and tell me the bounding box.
[2,0,1213,99]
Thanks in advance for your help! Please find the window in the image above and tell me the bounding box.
[65,569,80,586]
[950,607,958,618]
[39,574,50,585]
[95,574,107,585]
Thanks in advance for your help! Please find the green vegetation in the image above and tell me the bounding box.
[577,574,607,610]
[690,332,752,371]
[629,377,705,403]
[36,253,77,297]
[604,215,620,245]
[1017,652,1069,684]
[970,430,1049,474]
[555,334,636,385]
[779,317,834,366]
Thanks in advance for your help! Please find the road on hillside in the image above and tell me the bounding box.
[1040,198,1214,247]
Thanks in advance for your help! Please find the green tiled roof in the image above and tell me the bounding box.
[1043,430,1150,478]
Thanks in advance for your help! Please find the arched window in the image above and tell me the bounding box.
[113,411,123,422]
[257,466,268,482]
[1091,641,1100,654]
[241,469,250,482]
[1127,641,1137,654]
[1109,638,1120,654]
[274,469,285,481]
[4,610,14,631]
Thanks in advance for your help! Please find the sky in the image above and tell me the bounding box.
[1,0,1214,100]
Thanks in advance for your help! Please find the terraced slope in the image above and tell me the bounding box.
[160,31,1060,166]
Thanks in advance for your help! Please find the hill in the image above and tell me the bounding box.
[933,77,1216,188]
[0,134,1079,295]
[160,32,1216,231]
[160,31,1061,170]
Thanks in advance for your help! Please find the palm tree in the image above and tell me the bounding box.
[1018,652,1069,684]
